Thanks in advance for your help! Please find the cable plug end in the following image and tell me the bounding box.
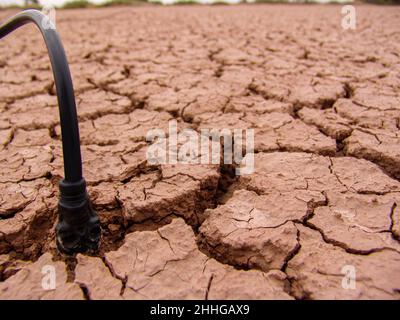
[56,179,101,255]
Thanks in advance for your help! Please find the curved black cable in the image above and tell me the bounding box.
[0,10,100,254]
[0,9,82,183]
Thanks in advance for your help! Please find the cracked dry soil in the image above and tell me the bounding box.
[0,4,400,300]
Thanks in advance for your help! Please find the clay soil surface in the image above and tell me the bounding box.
[0,4,400,299]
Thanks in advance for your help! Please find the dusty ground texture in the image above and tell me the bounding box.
[0,4,400,300]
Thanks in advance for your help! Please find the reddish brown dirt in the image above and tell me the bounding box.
[0,4,400,299]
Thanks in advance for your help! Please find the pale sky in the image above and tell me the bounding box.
[0,0,108,6]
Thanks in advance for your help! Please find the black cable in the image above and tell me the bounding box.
[0,9,82,183]
[0,10,100,254]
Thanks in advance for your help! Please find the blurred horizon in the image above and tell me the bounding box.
[0,0,356,8]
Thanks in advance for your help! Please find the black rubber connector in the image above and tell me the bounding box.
[0,10,101,254]
[56,179,101,254]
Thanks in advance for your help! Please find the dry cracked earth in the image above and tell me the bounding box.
[0,4,399,300]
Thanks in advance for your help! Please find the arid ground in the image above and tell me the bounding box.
[0,4,399,300]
